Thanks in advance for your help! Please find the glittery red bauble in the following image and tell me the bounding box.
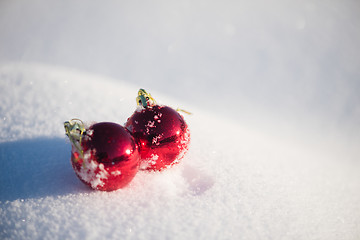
[125,105,190,171]
[70,122,139,191]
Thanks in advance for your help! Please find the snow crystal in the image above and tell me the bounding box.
[86,129,94,137]
[146,120,155,128]
[135,106,143,112]
[175,127,191,165]
[151,134,162,145]
[140,154,159,170]
[111,170,121,176]
[76,150,109,189]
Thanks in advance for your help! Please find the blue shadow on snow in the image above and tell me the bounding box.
[0,137,90,202]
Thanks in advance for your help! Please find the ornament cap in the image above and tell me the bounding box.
[64,118,86,156]
[136,88,156,108]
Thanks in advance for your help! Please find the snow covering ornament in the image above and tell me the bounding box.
[64,119,140,191]
[125,89,191,171]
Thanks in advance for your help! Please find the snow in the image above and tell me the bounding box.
[1,0,360,239]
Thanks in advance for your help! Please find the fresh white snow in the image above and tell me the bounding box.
[1,0,360,239]
[1,63,359,240]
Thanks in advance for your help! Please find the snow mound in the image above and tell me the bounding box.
[0,63,359,240]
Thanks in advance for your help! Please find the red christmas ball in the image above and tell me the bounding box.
[65,120,139,191]
[125,89,190,171]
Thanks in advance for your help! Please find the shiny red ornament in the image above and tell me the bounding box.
[125,89,190,171]
[64,120,139,191]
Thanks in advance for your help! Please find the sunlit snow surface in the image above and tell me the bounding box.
[1,0,360,239]
[0,63,359,240]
